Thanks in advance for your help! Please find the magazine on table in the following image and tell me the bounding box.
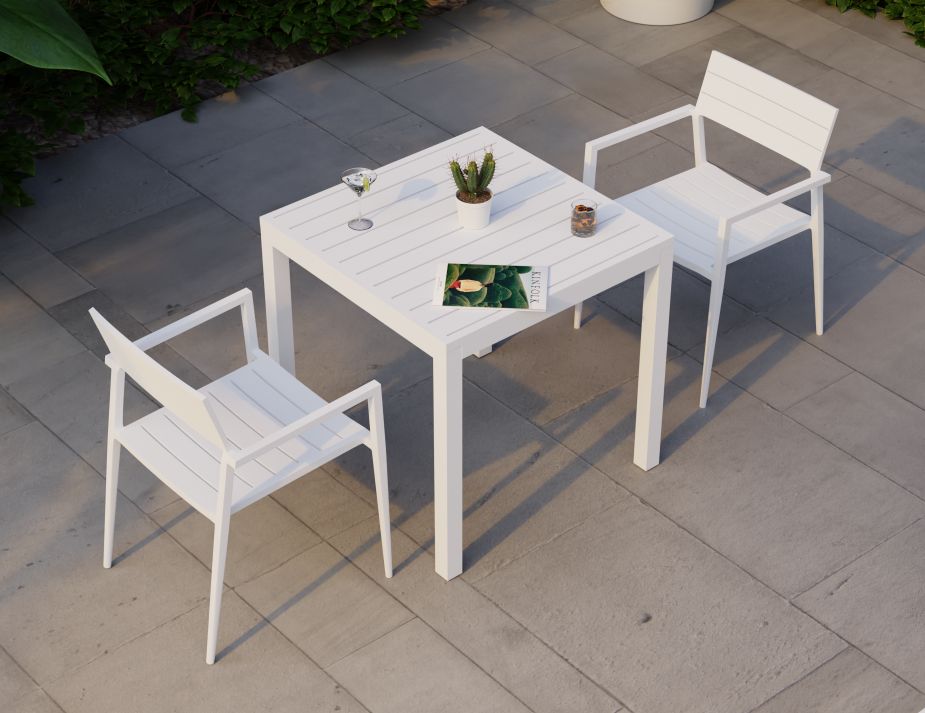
[432,263,549,312]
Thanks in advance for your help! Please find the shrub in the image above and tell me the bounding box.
[827,1,925,47]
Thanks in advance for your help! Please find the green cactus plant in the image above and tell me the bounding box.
[449,151,496,204]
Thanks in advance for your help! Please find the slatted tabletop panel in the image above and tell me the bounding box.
[261,127,672,353]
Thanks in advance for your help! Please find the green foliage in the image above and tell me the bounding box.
[0,0,426,209]
[449,151,495,202]
[442,264,530,309]
[827,0,925,46]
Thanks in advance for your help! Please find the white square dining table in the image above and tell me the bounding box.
[260,126,673,581]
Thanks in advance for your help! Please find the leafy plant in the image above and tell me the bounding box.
[827,0,925,47]
[450,150,495,204]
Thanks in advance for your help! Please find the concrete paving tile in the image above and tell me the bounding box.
[325,377,627,581]
[327,17,489,88]
[476,497,845,713]
[537,45,683,118]
[345,112,452,165]
[0,647,39,709]
[0,277,85,387]
[257,60,407,140]
[0,387,31,437]
[45,591,368,712]
[787,372,925,500]
[329,517,623,713]
[237,541,412,667]
[508,0,599,24]
[384,49,572,134]
[121,84,299,169]
[796,519,925,691]
[752,647,925,713]
[0,422,210,683]
[7,691,64,713]
[545,355,924,598]
[706,315,853,411]
[495,93,662,179]
[5,136,197,253]
[150,498,321,588]
[272,470,376,540]
[0,219,92,308]
[466,304,675,426]
[59,197,260,324]
[6,350,177,514]
[767,254,925,409]
[327,618,533,713]
[596,140,696,198]
[444,0,584,65]
[596,265,752,352]
[174,121,371,230]
[717,0,843,52]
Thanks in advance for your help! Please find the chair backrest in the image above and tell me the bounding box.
[89,309,226,448]
[696,51,838,171]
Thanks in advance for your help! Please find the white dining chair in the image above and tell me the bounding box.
[90,288,392,664]
[574,50,838,407]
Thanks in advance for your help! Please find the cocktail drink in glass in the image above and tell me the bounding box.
[341,167,378,230]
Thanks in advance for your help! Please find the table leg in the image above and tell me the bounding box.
[262,239,296,374]
[634,247,672,471]
[433,348,463,580]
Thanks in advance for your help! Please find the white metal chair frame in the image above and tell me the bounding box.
[575,51,838,407]
[91,288,392,664]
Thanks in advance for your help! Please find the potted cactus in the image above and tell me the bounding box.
[450,151,495,229]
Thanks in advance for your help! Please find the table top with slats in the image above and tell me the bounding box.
[260,127,672,355]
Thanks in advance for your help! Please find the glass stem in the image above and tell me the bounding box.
[356,193,363,222]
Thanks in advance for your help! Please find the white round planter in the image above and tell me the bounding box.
[456,191,493,230]
[600,0,714,25]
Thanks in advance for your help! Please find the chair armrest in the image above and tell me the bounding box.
[131,288,258,355]
[718,172,830,237]
[584,104,695,186]
[226,380,382,469]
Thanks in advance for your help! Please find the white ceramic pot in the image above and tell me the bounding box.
[456,191,493,229]
[600,0,714,25]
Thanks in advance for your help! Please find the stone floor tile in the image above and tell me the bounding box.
[150,498,321,588]
[174,121,370,230]
[596,140,697,198]
[325,378,627,581]
[796,520,925,691]
[384,49,572,134]
[0,423,210,683]
[345,113,452,165]
[257,60,407,140]
[6,136,197,253]
[45,592,368,712]
[0,277,85,387]
[444,0,584,65]
[7,691,64,713]
[537,45,683,118]
[0,647,39,709]
[6,350,177,514]
[59,197,260,324]
[476,498,845,713]
[597,265,751,352]
[751,647,925,713]
[508,0,599,24]
[121,84,299,169]
[272,470,376,540]
[495,93,661,179]
[237,541,412,667]
[327,17,489,88]
[545,355,924,598]
[717,0,843,52]
[0,388,31,437]
[767,254,925,409]
[787,372,925,500]
[327,618,533,713]
[329,517,624,713]
[705,315,853,411]
[0,219,92,308]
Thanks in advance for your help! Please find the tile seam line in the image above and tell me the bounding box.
[778,367,856,414]
[740,645,854,713]
[0,641,48,707]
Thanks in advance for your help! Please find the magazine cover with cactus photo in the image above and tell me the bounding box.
[432,263,549,311]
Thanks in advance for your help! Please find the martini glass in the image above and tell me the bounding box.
[341,167,377,230]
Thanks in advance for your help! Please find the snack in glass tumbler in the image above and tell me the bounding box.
[571,199,598,237]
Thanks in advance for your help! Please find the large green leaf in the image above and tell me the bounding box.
[0,0,111,83]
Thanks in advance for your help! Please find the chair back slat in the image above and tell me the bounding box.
[90,309,226,448]
[697,51,838,170]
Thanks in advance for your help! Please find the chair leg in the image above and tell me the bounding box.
[206,467,233,665]
[811,189,825,336]
[573,301,583,329]
[700,267,727,409]
[368,387,393,578]
[102,437,121,569]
